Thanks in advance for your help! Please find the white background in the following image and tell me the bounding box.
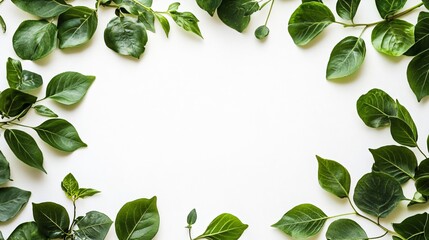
[1,0,429,239]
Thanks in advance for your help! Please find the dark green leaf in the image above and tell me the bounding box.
[6,57,22,89]
[4,129,45,172]
[7,222,46,240]
[33,105,58,118]
[316,156,351,198]
[61,173,79,198]
[288,2,335,46]
[424,0,429,9]
[326,219,367,240]
[137,10,155,33]
[407,50,429,101]
[389,117,418,147]
[375,0,406,18]
[408,192,428,206]
[370,145,417,184]
[75,211,113,240]
[0,232,3,240]
[197,0,222,16]
[0,16,5,33]
[115,196,159,240]
[406,12,429,56]
[396,100,417,139]
[104,16,147,59]
[187,209,197,226]
[170,11,202,38]
[34,119,87,152]
[195,213,248,240]
[416,175,429,195]
[217,0,252,33]
[255,25,269,40]
[393,213,429,239]
[33,202,69,239]
[0,187,31,222]
[371,19,414,57]
[0,88,37,118]
[0,151,10,185]
[336,0,361,21]
[11,0,71,18]
[416,158,429,179]
[13,20,57,60]
[356,88,397,128]
[155,13,170,37]
[326,36,366,80]
[242,1,259,16]
[57,6,98,49]
[272,204,327,238]
[76,188,100,198]
[45,71,95,105]
[353,172,405,218]
[168,2,180,12]
[116,0,152,15]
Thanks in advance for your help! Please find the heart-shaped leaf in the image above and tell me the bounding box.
[317,156,351,198]
[33,202,70,239]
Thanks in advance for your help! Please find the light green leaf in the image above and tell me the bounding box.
[7,222,47,240]
[4,129,45,172]
[356,88,397,128]
[61,173,79,198]
[33,202,70,239]
[255,25,269,40]
[353,172,405,218]
[336,0,361,21]
[187,209,197,226]
[197,0,222,16]
[405,12,429,56]
[389,117,418,147]
[0,88,37,118]
[76,188,100,199]
[326,219,367,240]
[375,0,406,18]
[393,213,429,239]
[13,20,57,60]
[11,0,71,18]
[217,0,252,33]
[168,2,180,12]
[115,196,160,240]
[57,6,98,49]
[371,19,414,56]
[195,213,248,240]
[408,191,428,206]
[33,105,58,118]
[407,50,429,101]
[170,11,202,38]
[46,71,95,105]
[75,211,113,240]
[34,119,87,152]
[326,36,366,80]
[0,151,10,185]
[104,16,147,59]
[155,13,170,37]
[0,187,31,222]
[0,16,5,33]
[316,156,351,198]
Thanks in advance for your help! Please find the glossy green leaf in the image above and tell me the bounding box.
[116,0,152,15]
[195,213,248,240]
[104,17,147,59]
[423,0,429,9]
[416,158,429,179]
[13,20,57,60]
[33,202,69,239]
[0,187,31,222]
[242,1,259,16]
[326,219,367,240]
[353,172,405,218]
[396,100,417,139]
[406,12,429,56]
[316,156,351,198]
[137,10,155,33]
[370,145,417,184]
[34,119,87,152]
[33,105,58,118]
[272,204,327,239]
[389,117,418,147]
[187,209,197,226]
[115,196,160,240]
[0,152,10,185]
[4,129,45,172]
[196,0,222,16]
[371,19,414,57]
[61,173,79,198]
[356,88,397,128]
[408,191,428,206]
[46,71,95,105]
[21,71,43,91]
[170,11,202,38]
[375,0,406,18]
[76,188,100,199]
[155,13,170,37]
[7,222,46,240]
[393,213,429,239]
[57,6,98,49]
[0,16,5,33]
[326,36,366,80]
[288,2,335,46]
[336,0,360,21]
[0,88,37,118]
[416,175,429,195]
[407,50,429,101]
[255,25,269,40]
[75,211,113,240]
[217,0,252,33]
[6,57,22,89]
[11,0,71,18]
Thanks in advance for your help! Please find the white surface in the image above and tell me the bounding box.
[0,0,428,239]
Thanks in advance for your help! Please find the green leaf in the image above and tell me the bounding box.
[187,209,197,226]
[416,158,429,179]
[0,88,37,118]
[0,16,5,33]
[33,202,70,239]
[0,232,3,240]
[393,213,429,239]
[137,10,155,33]
[168,2,180,12]
[195,213,248,240]
[356,88,397,128]
[396,100,417,139]
[8,222,47,240]
[6,57,22,89]
[255,25,269,40]
[272,204,327,239]
[33,105,58,118]
[61,173,79,198]
[243,1,259,16]
[20,71,43,91]
[389,117,418,147]
[353,172,405,218]
[46,71,95,105]
[0,187,31,222]
[217,0,252,33]
[11,0,71,18]
[336,0,361,21]
[375,0,406,19]
[407,50,429,101]
[326,36,366,80]
[416,175,429,195]
[406,12,429,56]
[76,188,100,198]
[104,16,147,59]
[288,2,335,46]
[170,11,202,38]
[326,219,367,240]
[424,0,429,9]
[75,211,113,240]
[34,119,87,152]
[408,191,428,206]
[4,129,45,172]
[13,20,57,61]
[371,19,414,57]
[57,6,98,49]
[0,151,10,185]
[370,145,417,184]
[115,196,160,240]
[116,0,152,15]
[155,13,170,37]
[197,0,222,16]
[316,156,351,198]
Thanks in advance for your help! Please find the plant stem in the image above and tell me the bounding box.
[264,0,275,26]
[187,226,193,240]
[417,145,428,159]
[368,231,389,239]
[69,199,78,235]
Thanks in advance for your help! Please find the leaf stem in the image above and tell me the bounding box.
[264,0,275,26]
[69,199,78,233]
[368,231,389,239]
[416,145,428,159]
[187,226,193,240]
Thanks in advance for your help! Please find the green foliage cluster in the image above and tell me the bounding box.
[273,88,429,239]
